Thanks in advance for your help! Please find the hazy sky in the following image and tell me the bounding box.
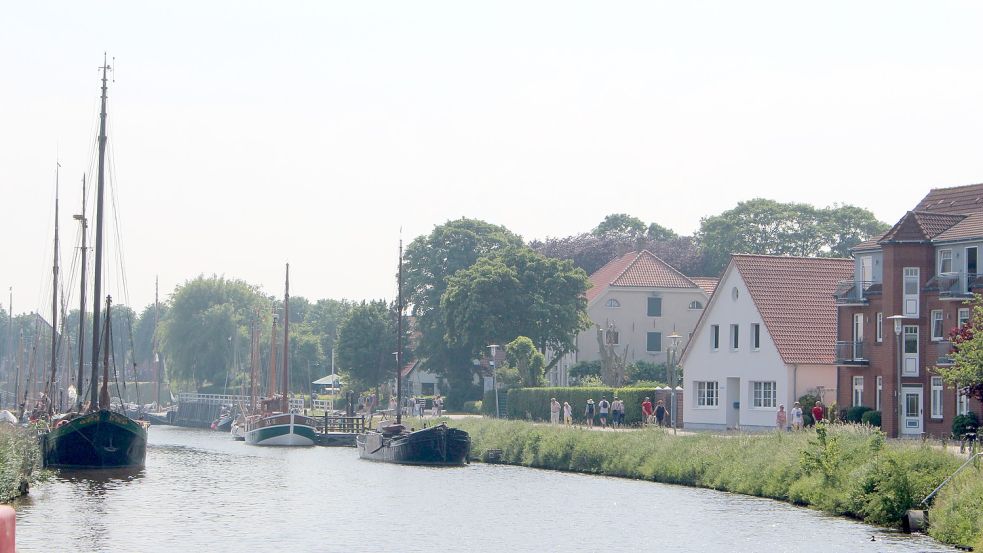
[2,1,982,314]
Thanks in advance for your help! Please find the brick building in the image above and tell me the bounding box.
[836,183,983,437]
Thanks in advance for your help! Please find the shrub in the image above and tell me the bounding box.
[951,412,980,438]
[798,394,820,426]
[462,400,482,414]
[846,405,873,423]
[860,410,881,427]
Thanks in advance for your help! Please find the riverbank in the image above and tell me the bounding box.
[0,425,43,502]
[450,418,983,550]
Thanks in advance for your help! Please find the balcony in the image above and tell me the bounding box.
[835,341,869,365]
[925,272,982,300]
[834,280,879,305]
[935,340,956,366]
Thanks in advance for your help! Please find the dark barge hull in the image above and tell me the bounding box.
[41,409,148,469]
[356,423,470,466]
[316,432,357,447]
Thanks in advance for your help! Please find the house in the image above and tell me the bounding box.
[399,360,442,398]
[836,183,983,437]
[682,254,854,431]
[567,251,716,381]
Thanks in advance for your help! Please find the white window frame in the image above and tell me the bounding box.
[751,323,760,351]
[751,381,777,409]
[730,324,739,351]
[605,299,621,308]
[695,381,718,408]
[688,300,703,310]
[958,308,970,328]
[903,267,920,318]
[853,376,864,407]
[876,376,882,411]
[957,392,969,416]
[931,376,944,419]
[876,312,883,343]
[939,249,953,274]
[710,325,720,351]
[903,325,919,376]
[931,310,944,341]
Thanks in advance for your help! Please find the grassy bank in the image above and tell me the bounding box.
[0,425,43,502]
[450,418,983,549]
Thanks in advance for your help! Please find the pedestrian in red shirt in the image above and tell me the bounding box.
[811,401,825,425]
[641,397,654,425]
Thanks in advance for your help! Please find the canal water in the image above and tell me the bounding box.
[15,425,957,552]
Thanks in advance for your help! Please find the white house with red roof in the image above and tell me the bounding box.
[681,254,854,431]
[571,251,716,371]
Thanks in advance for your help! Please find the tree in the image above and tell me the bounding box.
[935,298,983,403]
[305,298,353,370]
[404,218,522,406]
[530,232,706,277]
[647,222,678,241]
[592,213,646,238]
[696,199,889,275]
[335,301,394,395]
[505,336,546,387]
[441,247,590,370]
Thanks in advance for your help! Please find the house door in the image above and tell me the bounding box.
[726,377,740,429]
[901,386,923,435]
[967,247,978,293]
[853,313,864,360]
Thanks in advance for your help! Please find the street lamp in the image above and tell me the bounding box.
[487,344,499,418]
[668,331,681,434]
[886,315,905,438]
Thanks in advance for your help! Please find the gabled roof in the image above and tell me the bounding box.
[586,250,704,304]
[933,211,983,243]
[914,183,983,215]
[878,211,965,243]
[399,360,420,379]
[733,255,854,365]
[689,277,719,297]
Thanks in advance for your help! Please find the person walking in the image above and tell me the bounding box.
[776,404,787,431]
[563,401,572,426]
[584,399,595,428]
[790,402,803,430]
[611,396,624,427]
[641,397,653,426]
[811,401,824,425]
[598,397,610,428]
[550,398,561,425]
[654,399,667,427]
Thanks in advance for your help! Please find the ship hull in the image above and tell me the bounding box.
[244,413,317,446]
[356,424,470,466]
[41,410,148,469]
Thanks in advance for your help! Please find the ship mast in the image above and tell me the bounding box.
[74,175,87,410]
[153,276,159,408]
[89,54,111,412]
[396,240,403,426]
[45,162,61,413]
[267,306,277,406]
[281,263,289,414]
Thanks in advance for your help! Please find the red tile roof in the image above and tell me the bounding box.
[914,183,983,215]
[732,255,854,365]
[879,211,965,242]
[689,277,719,296]
[586,251,704,304]
[934,211,983,243]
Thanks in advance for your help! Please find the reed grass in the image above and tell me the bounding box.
[0,424,43,502]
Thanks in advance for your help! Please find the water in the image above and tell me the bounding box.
[15,425,956,552]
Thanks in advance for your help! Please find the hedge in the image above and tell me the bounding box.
[505,386,679,425]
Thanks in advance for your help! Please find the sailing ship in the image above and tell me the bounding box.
[40,56,149,469]
[243,264,318,446]
[356,241,471,466]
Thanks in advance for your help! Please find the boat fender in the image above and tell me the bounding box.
[55,420,68,429]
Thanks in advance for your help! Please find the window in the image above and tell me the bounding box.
[931,377,944,419]
[422,383,435,396]
[958,308,971,328]
[647,297,662,317]
[710,325,720,350]
[853,376,864,407]
[605,299,620,308]
[751,323,761,351]
[688,300,703,310]
[859,255,873,283]
[876,376,882,411]
[605,329,620,345]
[931,310,944,341]
[939,249,953,274]
[903,325,919,375]
[903,267,920,317]
[730,324,740,350]
[957,393,969,416]
[876,313,883,343]
[646,332,662,353]
[751,381,777,408]
[696,381,719,407]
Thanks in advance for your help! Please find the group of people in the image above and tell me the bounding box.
[775,400,826,430]
[548,396,669,428]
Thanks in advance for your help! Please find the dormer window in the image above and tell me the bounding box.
[605,299,621,308]
[939,249,952,274]
[688,300,703,310]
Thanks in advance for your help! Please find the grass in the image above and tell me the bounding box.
[0,424,44,502]
[448,418,983,549]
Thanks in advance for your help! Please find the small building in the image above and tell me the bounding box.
[399,360,442,398]
[682,254,853,431]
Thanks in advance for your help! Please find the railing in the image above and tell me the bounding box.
[834,280,877,304]
[178,393,306,411]
[835,341,868,364]
[935,340,956,366]
[925,272,980,298]
[321,414,365,433]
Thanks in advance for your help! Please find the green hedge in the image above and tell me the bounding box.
[506,387,676,425]
[861,410,881,427]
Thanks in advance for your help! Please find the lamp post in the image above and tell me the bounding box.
[668,331,681,434]
[886,315,905,438]
[487,344,499,418]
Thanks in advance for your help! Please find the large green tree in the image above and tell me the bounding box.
[441,247,590,369]
[696,199,889,275]
[935,298,983,402]
[404,218,523,406]
[505,336,546,387]
[592,213,647,238]
[335,300,396,395]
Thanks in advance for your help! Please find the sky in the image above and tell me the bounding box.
[2,1,982,315]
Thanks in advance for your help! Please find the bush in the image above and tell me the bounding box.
[860,410,881,427]
[846,405,873,423]
[952,412,980,438]
[626,361,667,384]
[798,394,820,426]
[462,401,482,414]
[568,360,601,383]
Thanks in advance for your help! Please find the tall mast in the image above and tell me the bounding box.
[281,263,289,414]
[74,175,87,409]
[396,240,403,426]
[153,276,159,408]
[99,296,111,410]
[45,162,61,410]
[268,306,277,404]
[4,287,10,407]
[89,55,111,411]
[249,316,258,413]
